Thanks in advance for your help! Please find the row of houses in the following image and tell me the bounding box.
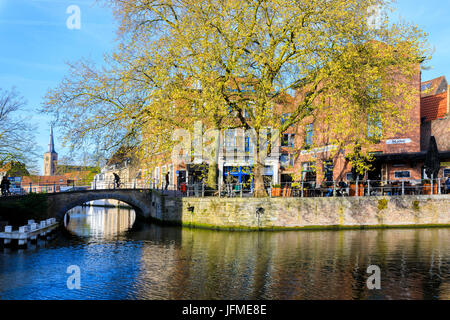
[95,71,449,192]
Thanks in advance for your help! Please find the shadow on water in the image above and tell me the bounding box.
[0,201,449,300]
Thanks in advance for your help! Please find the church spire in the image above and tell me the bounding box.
[48,126,56,153]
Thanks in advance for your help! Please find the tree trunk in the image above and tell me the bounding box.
[253,160,266,197]
[207,160,218,190]
[253,130,267,197]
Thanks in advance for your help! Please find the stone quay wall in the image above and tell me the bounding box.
[151,193,450,230]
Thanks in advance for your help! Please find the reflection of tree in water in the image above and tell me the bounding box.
[155,228,450,299]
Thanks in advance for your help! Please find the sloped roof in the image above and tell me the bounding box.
[421,91,448,121]
[0,162,13,173]
[421,76,447,97]
[22,175,68,185]
[107,146,135,166]
[21,171,91,185]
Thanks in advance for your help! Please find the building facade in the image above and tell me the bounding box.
[120,72,450,191]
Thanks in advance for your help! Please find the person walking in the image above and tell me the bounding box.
[445,176,450,194]
[165,171,170,191]
[5,176,10,195]
[0,176,7,196]
[113,173,121,189]
[225,173,233,197]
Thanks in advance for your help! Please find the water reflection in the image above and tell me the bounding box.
[66,203,136,238]
[0,205,448,300]
[154,228,449,300]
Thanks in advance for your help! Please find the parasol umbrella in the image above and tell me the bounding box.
[424,136,440,179]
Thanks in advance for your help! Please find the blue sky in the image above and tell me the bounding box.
[0,0,449,174]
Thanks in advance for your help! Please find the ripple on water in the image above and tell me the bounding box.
[0,206,449,300]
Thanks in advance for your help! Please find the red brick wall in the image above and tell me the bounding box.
[380,65,422,154]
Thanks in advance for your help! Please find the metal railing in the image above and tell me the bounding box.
[0,178,152,197]
[267,178,450,198]
[1,177,449,198]
[165,178,450,198]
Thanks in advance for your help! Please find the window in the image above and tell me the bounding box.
[421,83,432,92]
[302,162,316,181]
[368,78,382,100]
[281,134,295,148]
[368,113,382,139]
[161,166,167,184]
[346,172,354,181]
[225,130,236,148]
[290,153,295,167]
[154,167,160,185]
[281,113,292,125]
[443,168,450,177]
[290,134,295,148]
[324,160,333,182]
[169,164,174,185]
[280,153,289,166]
[394,171,411,178]
[242,84,255,93]
[305,123,313,146]
[264,166,273,175]
[245,136,250,153]
[281,134,290,146]
[243,102,255,119]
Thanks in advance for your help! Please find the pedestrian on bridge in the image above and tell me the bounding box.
[1,175,10,196]
[113,173,121,189]
[165,172,170,191]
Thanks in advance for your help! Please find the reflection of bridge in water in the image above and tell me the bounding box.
[66,205,136,238]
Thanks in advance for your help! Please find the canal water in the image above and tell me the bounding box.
[0,203,449,300]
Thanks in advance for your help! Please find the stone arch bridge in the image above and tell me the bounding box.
[49,189,154,220]
[1,189,155,223]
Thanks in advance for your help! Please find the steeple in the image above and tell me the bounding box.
[48,126,56,153]
[44,126,58,176]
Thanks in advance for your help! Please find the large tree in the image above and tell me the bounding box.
[44,0,428,196]
[0,87,38,170]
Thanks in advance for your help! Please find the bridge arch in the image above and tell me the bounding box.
[46,189,153,222]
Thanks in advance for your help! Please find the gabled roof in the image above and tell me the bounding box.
[21,171,91,185]
[107,146,135,166]
[22,175,68,185]
[421,91,447,121]
[421,76,447,97]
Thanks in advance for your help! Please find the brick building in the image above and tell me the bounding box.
[138,71,450,191]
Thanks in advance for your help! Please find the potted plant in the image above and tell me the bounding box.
[348,180,364,196]
[272,184,281,197]
[422,179,430,194]
[422,179,438,195]
[349,179,357,196]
